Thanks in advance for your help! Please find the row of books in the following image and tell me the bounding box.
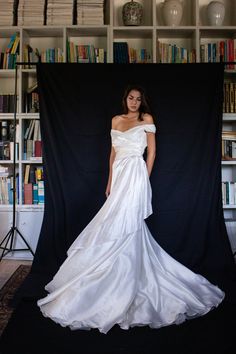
[224,82,236,114]
[200,39,236,69]
[24,180,44,204]
[0,32,20,69]
[0,52,19,69]
[3,37,236,67]
[222,181,236,205]
[127,47,151,64]
[67,41,106,63]
[0,118,42,161]
[23,44,64,67]
[0,175,18,205]
[23,120,42,160]
[0,95,15,113]
[24,164,44,204]
[113,42,152,64]
[0,166,19,204]
[0,165,44,205]
[222,140,236,160]
[156,41,196,63]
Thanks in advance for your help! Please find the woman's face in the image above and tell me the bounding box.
[126,90,142,114]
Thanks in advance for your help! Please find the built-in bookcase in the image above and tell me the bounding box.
[1,0,236,259]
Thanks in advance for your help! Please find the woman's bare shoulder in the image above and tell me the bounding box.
[112,115,122,129]
[143,113,154,124]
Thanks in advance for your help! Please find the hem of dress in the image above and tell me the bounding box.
[38,294,225,335]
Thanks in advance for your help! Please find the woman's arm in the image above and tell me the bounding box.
[143,114,156,177]
[146,133,156,177]
[105,146,116,198]
[105,116,118,197]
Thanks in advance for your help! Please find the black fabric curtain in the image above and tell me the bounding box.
[31,63,235,294]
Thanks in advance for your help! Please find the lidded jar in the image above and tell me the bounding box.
[122,0,143,26]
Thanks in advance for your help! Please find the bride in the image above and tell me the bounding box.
[37,84,225,334]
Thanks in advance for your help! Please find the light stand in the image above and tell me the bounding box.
[0,63,35,261]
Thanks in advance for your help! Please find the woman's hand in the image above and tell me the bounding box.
[105,185,111,198]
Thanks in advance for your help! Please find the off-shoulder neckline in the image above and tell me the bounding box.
[111,123,155,134]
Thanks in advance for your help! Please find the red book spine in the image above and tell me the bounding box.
[35,140,42,157]
[24,183,33,204]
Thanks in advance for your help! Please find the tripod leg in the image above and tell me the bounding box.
[0,228,13,248]
[0,228,14,261]
[15,227,35,256]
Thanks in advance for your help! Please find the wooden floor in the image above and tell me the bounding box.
[0,259,32,290]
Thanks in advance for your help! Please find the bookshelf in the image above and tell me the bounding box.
[1,0,236,259]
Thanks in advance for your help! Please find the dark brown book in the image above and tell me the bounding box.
[35,140,42,157]
[24,183,33,204]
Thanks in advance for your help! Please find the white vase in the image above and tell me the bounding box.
[207,1,225,26]
[162,0,183,26]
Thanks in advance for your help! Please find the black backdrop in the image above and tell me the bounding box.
[1,63,236,354]
[32,63,235,289]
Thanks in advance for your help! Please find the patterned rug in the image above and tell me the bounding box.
[0,264,31,336]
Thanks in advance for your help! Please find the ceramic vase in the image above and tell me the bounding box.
[207,1,225,26]
[162,0,183,26]
[122,0,143,26]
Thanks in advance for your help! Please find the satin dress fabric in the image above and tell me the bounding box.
[37,123,225,334]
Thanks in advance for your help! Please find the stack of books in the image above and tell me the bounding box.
[77,0,104,25]
[18,0,45,26]
[0,0,16,26]
[222,131,236,160]
[47,0,74,25]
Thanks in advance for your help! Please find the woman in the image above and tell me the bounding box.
[37,85,225,334]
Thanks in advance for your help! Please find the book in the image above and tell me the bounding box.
[24,164,30,184]
[37,180,44,204]
[24,183,33,204]
[35,141,42,157]
[6,33,17,53]
[33,183,39,204]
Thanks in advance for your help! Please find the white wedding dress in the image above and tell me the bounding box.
[37,123,225,334]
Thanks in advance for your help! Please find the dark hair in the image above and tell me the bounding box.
[122,84,152,121]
